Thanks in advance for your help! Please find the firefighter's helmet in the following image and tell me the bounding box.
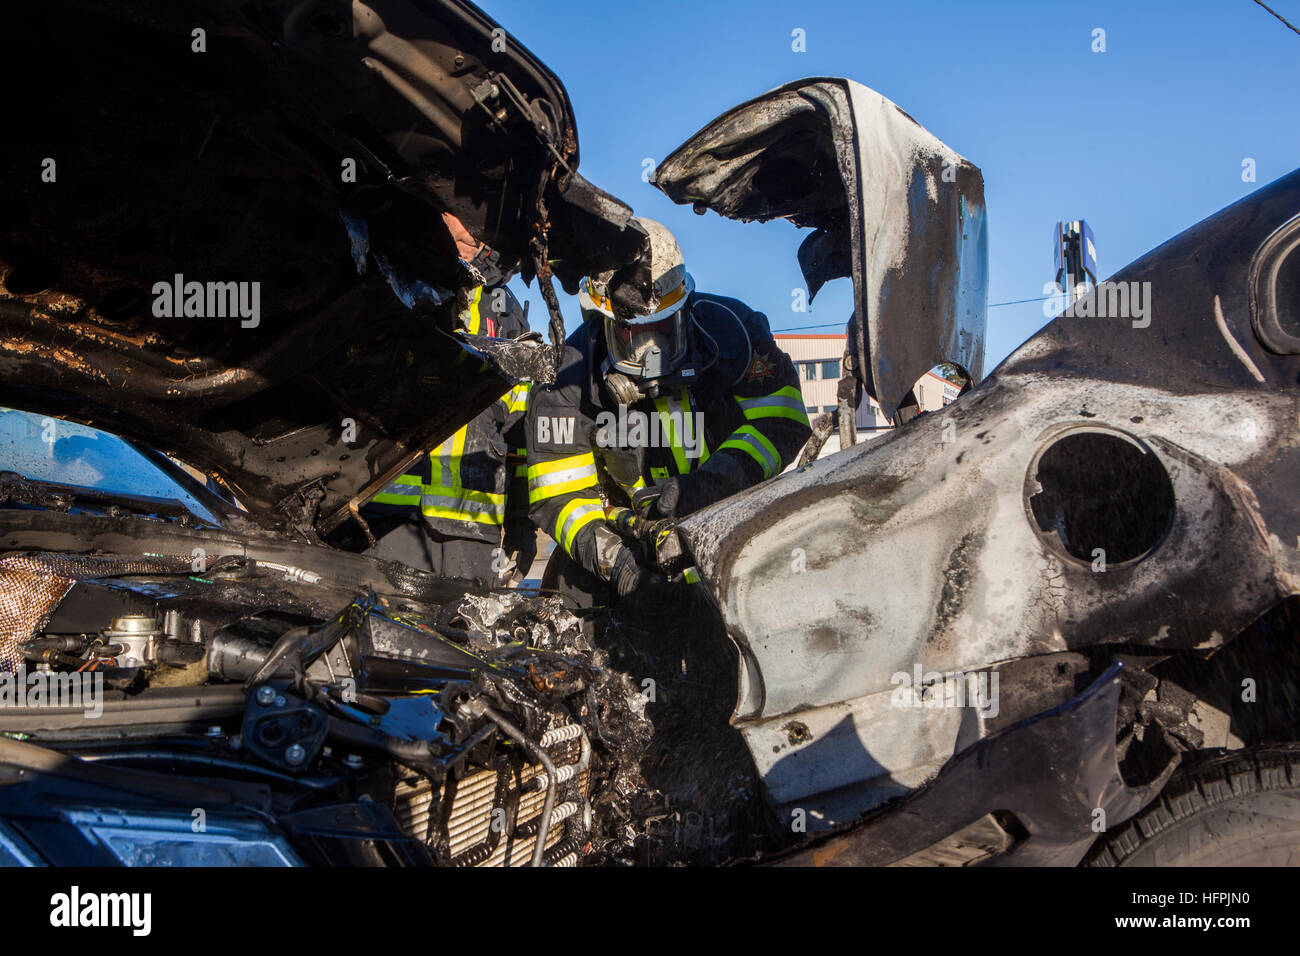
[579,218,693,380]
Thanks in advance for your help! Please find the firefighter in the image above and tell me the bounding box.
[526,217,810,605]
[363,215,535,582]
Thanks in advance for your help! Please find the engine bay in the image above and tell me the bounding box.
[0,541,774,866]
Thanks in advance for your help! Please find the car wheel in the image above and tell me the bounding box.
[1085,745,1300,866]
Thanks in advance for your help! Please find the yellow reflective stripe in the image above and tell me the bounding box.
[682,567,701,584]
[424,486,505,507]
[373,472,423,505]
[652,389,709,475]
[736,385,809,424]
[430,425,469,488]
[420,504,502,525]
[719,424,781,478]
[510,445,528,479]
[527,452,599,503]
[417,419,510,523]
[653,395,689,475]
[420,484,506,525]
[463,286,483,336]
[528,452,595,477]
[581,278,615,316]
[505,382,531,414]
[652,280,688,313]
[529,472,599,503]
[554,497,605,554]
[683,389,709,465]
[452,287,484,367]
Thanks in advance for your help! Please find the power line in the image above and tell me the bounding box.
[1253,0,1300,37]
[771,321,846,333]
[988,294,1053,307]
[771,294,1053,333]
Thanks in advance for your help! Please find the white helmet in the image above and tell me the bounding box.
[579,218,694,380]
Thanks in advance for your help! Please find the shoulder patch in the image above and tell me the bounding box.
[745,352,777,382]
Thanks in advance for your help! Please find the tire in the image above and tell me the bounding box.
[1085,745,1300,866]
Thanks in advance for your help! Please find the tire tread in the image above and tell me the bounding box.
[1083,744,1300,866]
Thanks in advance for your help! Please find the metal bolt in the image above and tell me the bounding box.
[255,686,276,706]
[205,725,223,737]
[284,744,306,767]
[274,695,286,708]
[343,754,364,769]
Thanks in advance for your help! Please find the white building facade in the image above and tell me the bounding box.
[774,333,960,458]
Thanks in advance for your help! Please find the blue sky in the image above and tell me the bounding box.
[485,0,1300,372]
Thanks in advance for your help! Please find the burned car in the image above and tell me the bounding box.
[652,91,1300,865]
[1,0,1298,867]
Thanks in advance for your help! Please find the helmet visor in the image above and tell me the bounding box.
[605,310,688,378]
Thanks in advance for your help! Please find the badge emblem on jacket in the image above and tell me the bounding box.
[746,352,776,381]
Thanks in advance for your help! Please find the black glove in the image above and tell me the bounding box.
[631,484,663,518]
[632,479,685,519]
[611,546,668,600]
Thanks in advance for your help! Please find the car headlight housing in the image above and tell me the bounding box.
[62,808,302,866]
[0,822,43,867]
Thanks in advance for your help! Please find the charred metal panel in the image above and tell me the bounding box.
[773,663,1178,867]
[0,0,638,533]
[677,169,1300,819]
[653,78,987,416]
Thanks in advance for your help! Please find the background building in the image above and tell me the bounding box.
[774,333,961,459]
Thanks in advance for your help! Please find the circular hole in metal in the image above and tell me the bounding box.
[1026,429,1174,566]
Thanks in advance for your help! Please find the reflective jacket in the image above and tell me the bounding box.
[370,285,530,544]
[525,292,810,580]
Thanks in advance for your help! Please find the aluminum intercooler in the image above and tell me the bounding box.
[394,724,592,866]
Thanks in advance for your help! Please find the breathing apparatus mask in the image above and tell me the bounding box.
[580,218,702,403]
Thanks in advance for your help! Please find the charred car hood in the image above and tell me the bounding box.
[0,0,639,533]
[653,77,988,416]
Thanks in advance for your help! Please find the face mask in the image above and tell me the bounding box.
[604,308,688,379]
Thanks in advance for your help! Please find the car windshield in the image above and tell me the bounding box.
[0,408,224,526]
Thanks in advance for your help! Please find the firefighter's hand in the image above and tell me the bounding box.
[632,479,685,519]
[631,484,663,518]
[612,547,669,602]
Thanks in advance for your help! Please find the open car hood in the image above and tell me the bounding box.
[653,77,988,415]
[0,0,641,534]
